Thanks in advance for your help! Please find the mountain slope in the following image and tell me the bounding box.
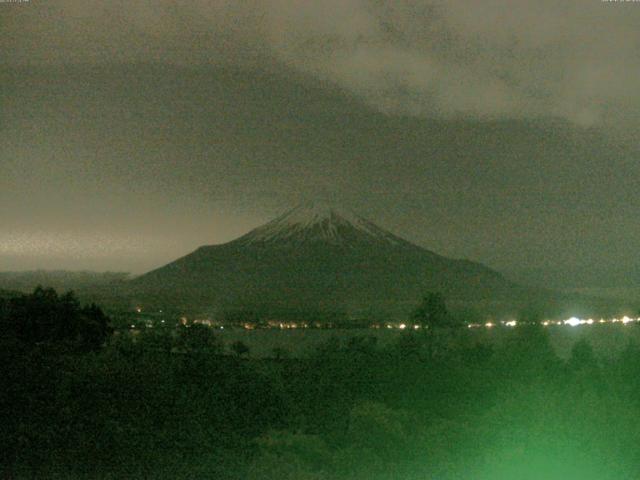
[128,203,549,318]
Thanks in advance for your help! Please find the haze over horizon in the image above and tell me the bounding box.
[3,1,640,280]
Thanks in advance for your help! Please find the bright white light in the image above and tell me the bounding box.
[399,323,406,330]
[541,320,550,327]
[485,322,494,328]
[622,316,633,324]
[564,317,582,327]
[414,325,420,330]
[505,320,517,327]
[585,319,594,325]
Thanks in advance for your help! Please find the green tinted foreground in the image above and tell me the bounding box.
[2,306,640,479]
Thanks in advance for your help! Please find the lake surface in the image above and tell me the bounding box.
[217,324,640,360]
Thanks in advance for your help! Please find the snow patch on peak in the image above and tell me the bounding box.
[238,202,402,246]
[272,202,360,228]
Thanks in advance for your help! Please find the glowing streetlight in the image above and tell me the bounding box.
[564,317,581,327]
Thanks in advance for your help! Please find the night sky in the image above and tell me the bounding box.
[2,1,640,277]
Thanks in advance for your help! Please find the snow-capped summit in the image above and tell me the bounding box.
[130,200,523,320]
[236,201,401,245]
[269,201,359,227]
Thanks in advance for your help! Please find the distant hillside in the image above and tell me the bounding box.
[0,271,130,295]
[127,202,607,320]
[505,266,640,296]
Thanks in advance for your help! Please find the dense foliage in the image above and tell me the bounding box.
[3,289,640,479]
[0,287,111,351]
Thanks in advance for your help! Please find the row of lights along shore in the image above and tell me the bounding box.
[467,316,640,329]
[130,307,640,331]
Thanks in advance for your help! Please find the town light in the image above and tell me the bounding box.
[564,317,581,327]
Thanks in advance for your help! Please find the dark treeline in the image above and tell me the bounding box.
[3,288,640,479]
[0,287,111,352]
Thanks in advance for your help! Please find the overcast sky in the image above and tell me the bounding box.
[2,0,640,275]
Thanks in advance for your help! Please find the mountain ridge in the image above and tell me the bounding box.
[125,202,544,318]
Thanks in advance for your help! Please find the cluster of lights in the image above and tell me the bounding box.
[556,316,639,327]
[466,316,640,329]
[468,320,514,329]
[384,324,421,330]
[396,323,421,330]
[563,317,591,327]
[128,308,640,332]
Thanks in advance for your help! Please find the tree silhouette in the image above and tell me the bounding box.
[410,292,454,330]
[79,302,113,351]
[177,323,221,353]
[0,287,112,351]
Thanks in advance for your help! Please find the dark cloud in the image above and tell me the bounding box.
[2,64,639,273]
[2,1,640,276]
[4,1,640,126]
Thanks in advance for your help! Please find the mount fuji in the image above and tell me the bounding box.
[236,202,411,247]
[127,202,539,319]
